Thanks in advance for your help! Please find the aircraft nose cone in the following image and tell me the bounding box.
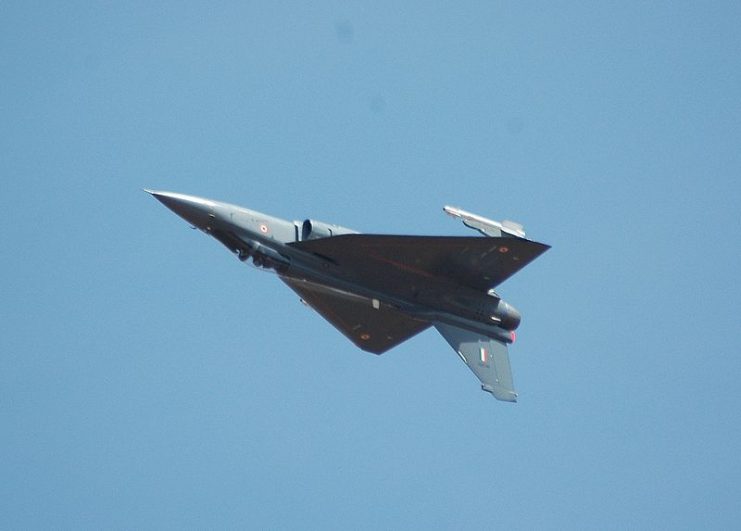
[146,190,215,230]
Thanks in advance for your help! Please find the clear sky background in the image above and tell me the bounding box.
[2,2,740,529]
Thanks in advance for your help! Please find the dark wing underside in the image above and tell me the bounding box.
[281,277,431,354]
[289,235,549,293]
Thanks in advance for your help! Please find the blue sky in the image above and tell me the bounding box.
[2,2,740,529]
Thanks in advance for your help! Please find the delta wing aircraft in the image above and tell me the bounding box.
[146,191,549,401]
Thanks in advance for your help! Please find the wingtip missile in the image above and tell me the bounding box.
[443,205,526,238]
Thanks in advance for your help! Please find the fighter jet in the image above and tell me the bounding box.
[146,191,549,401]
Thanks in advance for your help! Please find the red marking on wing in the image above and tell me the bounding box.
[369,253,437,279]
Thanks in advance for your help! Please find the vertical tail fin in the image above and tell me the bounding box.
[435,323,517,402]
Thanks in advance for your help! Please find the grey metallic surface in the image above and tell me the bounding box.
[435,322,517,402]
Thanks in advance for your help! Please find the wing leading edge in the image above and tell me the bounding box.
[435,323,517,402]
